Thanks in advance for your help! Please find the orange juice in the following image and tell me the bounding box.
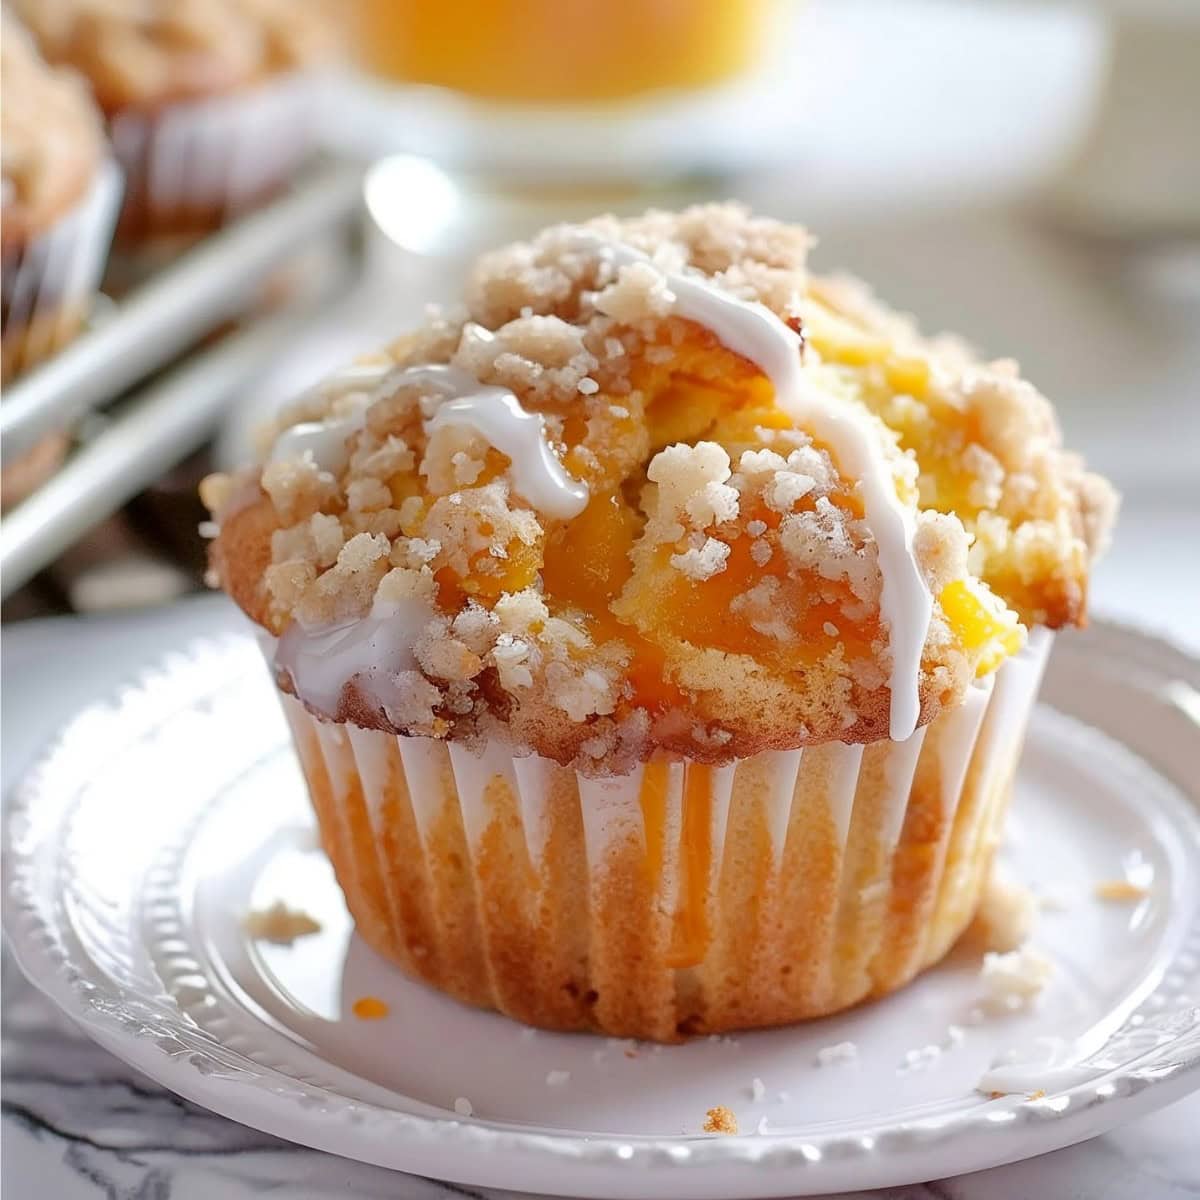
[352,1,769,104]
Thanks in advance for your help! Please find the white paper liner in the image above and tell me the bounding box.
[1,159,122,383]
[271,630,1052,1038]
[109,73,319,239]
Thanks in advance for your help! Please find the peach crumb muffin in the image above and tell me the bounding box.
[12,0,335,240]
[205,205,1116,1040]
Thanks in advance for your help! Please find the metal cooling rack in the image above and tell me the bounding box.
[1,161,364,601]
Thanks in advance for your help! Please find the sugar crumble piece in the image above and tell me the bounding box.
[546,1069,571,1087]
[899,1044,942,1073]
[453,1097,474,1117]
[351,996,390,1020]
[670,537,730,581]
[749,1077,766,1102]
[815,1041,858,1068]
[703,1106,739,1135]
[967,870,1037,954]
[243,900,321,945]
[756,1116,770,1135]
[979,945,1054,1012]
[1094,879,1149,902]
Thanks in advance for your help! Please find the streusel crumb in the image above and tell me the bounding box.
[207,204,1114,772]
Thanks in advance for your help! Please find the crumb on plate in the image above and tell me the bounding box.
[704,1105,738,1135]
[1094,879,1149,902]
[242,900,321,945]
[979,945,1053,1012]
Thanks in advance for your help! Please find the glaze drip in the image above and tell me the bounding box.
[572,233,932,741]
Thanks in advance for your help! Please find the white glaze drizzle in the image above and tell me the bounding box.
[268,360,588,520]
[275,595,434,723]
[268,362,393,474]
[573,233,931,741]
[423,358,589,520]
[270,358,588,716]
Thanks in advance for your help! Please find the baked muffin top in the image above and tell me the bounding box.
[10,0,334,114]
[1,16,104,246]
[206,205,1116,773]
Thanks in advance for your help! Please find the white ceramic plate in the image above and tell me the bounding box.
[4,621,1199,1199]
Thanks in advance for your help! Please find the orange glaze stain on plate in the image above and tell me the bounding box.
[352,996,390,1020]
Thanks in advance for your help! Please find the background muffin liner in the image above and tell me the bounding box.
[108,73,319,243]
[1,159,122,506]
[1,159,122,384]
[271,630,1051,1041]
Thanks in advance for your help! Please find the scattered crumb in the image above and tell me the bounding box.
[453,1096,474,1116]
[1094,879,1149,902]
[815,1041,858,1067]
[624,1047,639,1059]
[1027,1089,1046,1100]
[546,1069,570,1087]
[945,1024,966,1048]
[899,1044,943,1073]
[703,1106,739,1135]
[520,1027,537,1041]
[243,900,321,945]
[776,1091,791,1103]
[966,1006,987,1025]
[749,1077,766,1102]
[756,1116,770,1135]
[987,1090,1005,1100]
[351,996,390,1020]
[965,870,1036,954]
[1036,884,1073,912]
[980,945,1054,1012]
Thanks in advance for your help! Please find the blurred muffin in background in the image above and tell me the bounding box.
[1,16,121,501]
[13,0,336,243]
[1,14,120,380]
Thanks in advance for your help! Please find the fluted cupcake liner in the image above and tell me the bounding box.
[271,630,1051,1041]
[109,74,319,243]
[1,159,122,385]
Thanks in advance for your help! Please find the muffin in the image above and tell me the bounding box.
[204,205,1117,1040]
[12,0,335,242]
[1,17,121,504]
[1,16,120,381]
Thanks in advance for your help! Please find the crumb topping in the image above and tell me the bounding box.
[703,1105,739,1135]
[12,0,335,113]
[207,204,1114,772]
[1,16,103,244]
[242,899,321,945]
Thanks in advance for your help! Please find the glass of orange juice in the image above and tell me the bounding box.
[352,0,770,105]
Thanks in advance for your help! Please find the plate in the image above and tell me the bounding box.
[4,620,1199,1199]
